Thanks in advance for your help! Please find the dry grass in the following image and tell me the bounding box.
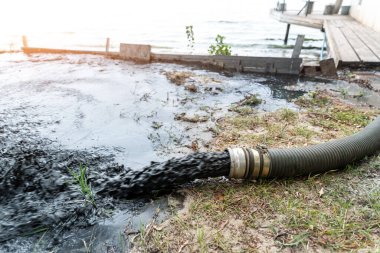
[131,90,380,252]
[164,71,193,86]
[212,90,378,150]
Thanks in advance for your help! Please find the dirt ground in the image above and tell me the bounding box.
[131,90,380,252]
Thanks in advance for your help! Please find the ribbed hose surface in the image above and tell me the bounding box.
[268,116,380,178]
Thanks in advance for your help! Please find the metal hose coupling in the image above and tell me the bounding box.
[227,147,271,180]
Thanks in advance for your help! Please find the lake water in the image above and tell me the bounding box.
[0,0,332,60]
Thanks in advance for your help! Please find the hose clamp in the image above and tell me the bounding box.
[246,148,260,179]
[228,147,271,180]
[227,148,247,179]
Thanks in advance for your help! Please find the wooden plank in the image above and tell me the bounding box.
[152,53,301,75]
[325,20,359,64]
[270,9,323,29]
[22,47,118,56]
[21,45,301,75]
[348,21,380,60]
[291,35,305,58]
[332,19,344,28]
[324,21,341,67]
[340,23,379,63]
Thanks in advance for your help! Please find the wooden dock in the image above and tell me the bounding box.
[271,9,380,68]
[324,19,380,67]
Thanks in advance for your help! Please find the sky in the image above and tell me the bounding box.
[0,0,351,35]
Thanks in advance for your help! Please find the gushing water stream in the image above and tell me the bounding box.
[95,151,230,197]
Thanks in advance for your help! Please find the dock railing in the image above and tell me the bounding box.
[274,0,318,17]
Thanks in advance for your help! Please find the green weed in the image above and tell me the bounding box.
[185,25,195,52]
[279,108,298,122]
[69,164,96,207]
[208,34,232,56]
[240,93,262,106]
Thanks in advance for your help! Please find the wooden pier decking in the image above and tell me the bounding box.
[324,19,380,67]
[271,10,380,68]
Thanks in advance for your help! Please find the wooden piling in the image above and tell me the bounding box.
[106,38,110,55]
[291,34,305,58]
[333,0,343,14]
[284,24,291,45]
[22,36,28,48]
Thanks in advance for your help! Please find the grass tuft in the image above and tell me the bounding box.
[240,93,262,106]
[69,164,96,207]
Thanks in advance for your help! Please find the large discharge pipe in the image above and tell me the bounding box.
[227,116,380,179]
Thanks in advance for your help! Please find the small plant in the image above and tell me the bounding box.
[239,93,262,106]
[280,108,298,122]
[69,164,96,207]
[229,105,254,115]
[208,34,232,56]
[185,25,195,53]
[197,227,207,253]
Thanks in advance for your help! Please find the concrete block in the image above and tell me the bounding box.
[120,43,151,62]
[320,58,337,77]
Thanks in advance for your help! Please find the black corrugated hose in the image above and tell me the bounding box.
[227,116,380,179]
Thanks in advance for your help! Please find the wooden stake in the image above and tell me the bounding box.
[284,24,291,45]
[22,36,28,48]
[106,38,110,55]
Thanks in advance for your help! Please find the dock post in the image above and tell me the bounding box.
[284,24,291,45]
[22,36,28,48]
[105,38,110,55]
[333,0,343,14]
[291,34,305,58]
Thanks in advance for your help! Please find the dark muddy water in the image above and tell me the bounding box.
[0,53,343,252]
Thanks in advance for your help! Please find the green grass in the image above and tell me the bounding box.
[334,111,370,127]
[196,226,207,253]
[296,91,330,107]
[279,108,298,122]
[69,164,96,207]
[295,126,315,140]
[229,105,254,115]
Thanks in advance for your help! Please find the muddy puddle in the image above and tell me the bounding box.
[0,53,378,252]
